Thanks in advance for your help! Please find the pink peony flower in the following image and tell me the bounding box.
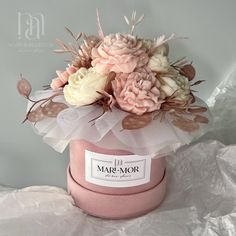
[112,67,163,115]
[91,33,149,75]
[50,66,78,90]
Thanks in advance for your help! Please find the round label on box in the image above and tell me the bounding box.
[85,150,151,187]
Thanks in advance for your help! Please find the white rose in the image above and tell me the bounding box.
[148,54,169,73]
[160,75,190,100]
[63,67,107,106]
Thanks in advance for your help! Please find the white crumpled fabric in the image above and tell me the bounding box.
[0,140,236,236]
[1,68,235,235]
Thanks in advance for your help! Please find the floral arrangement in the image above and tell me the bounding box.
[17,11,209,154]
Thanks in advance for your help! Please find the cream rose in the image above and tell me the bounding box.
[160,75,190,100]
[148,54,169,73]
[63,67,107,106]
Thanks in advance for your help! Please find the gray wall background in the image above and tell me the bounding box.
[0,0,236,189]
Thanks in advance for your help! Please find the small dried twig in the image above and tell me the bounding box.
[97,90,116,108]
[42,85,51,90]
[65,27,77,40]
[54,30,82,60]
[191,80,205,86]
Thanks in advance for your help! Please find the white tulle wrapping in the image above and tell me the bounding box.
[30,90,211,156]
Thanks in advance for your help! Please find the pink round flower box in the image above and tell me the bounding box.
[16,9,211,221]
[67,139,167,219]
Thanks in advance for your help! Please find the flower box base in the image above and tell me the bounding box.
[67,166,166,219]
[67,139,167,219]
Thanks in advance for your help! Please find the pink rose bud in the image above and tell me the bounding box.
[50,66,78,90]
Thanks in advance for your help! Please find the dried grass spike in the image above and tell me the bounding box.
[136,14,144,25]
[124,16,129,25]
[150,34,175,54]
[65,27,76,39]
[124,11,145,35]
